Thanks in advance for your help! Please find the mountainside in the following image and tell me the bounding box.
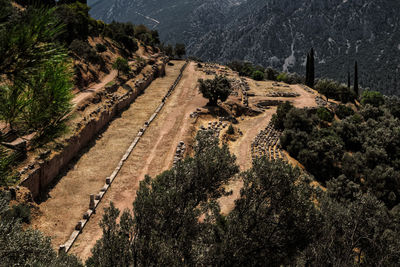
[88,0,400,95]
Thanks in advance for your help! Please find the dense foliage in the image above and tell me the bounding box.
[0,192,82,266]
[198,75,232,106]
[279,95,400,208]
[88,132,400,265]
[0,6,73,132]
[315,79,356,103]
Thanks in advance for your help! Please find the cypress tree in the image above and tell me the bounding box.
[305,48,315,88]
[354,61,359,97]
[305,53,310,86]
[347,70,351,90]
[310,48,315,88]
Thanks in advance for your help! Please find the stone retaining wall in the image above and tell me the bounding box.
[20,62,166,199]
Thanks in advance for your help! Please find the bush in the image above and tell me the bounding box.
[69,39,101,64]
[175,43,186,58]
[277,72,304,84]
[252,70,264,81]
[271,101,294,130]
[335,104,354,119]
[315,79,355,103]
[266,67,278,81]
[4,203,31,223]
[95,43,107,53]
[361,90,384,107]
[317,107,334,122]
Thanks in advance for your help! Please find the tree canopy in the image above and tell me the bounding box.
[198,75,232,106]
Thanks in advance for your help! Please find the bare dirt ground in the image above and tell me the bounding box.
[31,60,186,253]
[72,70,117,105]
[68,61,207,260]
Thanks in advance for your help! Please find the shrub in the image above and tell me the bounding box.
[317,107,334,122]
[227,124,235,135]
[175,43,186,58]
[335,104,354,119]
[4,203,31,223]
[69,39,101,64]
[266,67,278,81]
[361,90,384,107]
[277,72,288,82]
[252,70,264,81]
[271,101,294,130]
[95,43,107,53]
[315,79,355,103]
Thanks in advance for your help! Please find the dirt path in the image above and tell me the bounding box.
[66,62,206,260]
[72,70,117,105]
[31,61,187,253]
[219,82,317,214]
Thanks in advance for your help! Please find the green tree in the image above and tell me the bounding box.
[361,90,384,107]
[317,107,334,122]
[200,158,319,266]
[86,203,134,267]
[174,43,186,58]
[0,194,82,266]
[251,70,264,81]
[22,61,73,131]
[271,101,294,130]
[164,44,174,57]
[0,7,65,84]
[112,57,130,77]
[198,75,232,106]
[87,132,239,266]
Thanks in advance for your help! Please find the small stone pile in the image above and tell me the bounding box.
[251,123,286,161]
[199,121,228,138]
[315,96,328,107]
[173,141,186,166]
[299,84,315,94]
[267,91,300,97]
[190,108,202,118]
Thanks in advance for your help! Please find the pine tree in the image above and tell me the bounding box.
[354,61,359,97]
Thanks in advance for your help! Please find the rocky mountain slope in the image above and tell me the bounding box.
[88,0,400,95]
